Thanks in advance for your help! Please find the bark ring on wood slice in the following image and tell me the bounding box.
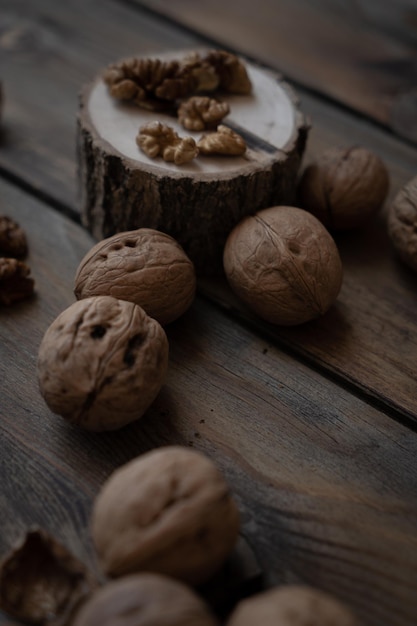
[77,51,310,273]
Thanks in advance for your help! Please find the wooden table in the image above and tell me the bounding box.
[1,1,416,625]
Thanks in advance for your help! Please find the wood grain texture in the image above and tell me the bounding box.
[137,0,417,142]
[1,179,417,626]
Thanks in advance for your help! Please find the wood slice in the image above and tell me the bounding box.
[77,52,309,273]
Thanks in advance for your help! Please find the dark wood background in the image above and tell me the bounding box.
[0,1,416,625]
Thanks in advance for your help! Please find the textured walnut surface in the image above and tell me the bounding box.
[0,257,35,305]
[227,585,358,626]
[37,295,168,431]
[74,229,196,325]
[136,122,198,165]
[198,125,246,156]
[0,529,95,626]
[73,574,219,626]
[298,146,389,230]
[0,215,28,257]
[91,446,240,584]
[223,206,343,325]
[388,175,417,272]
[178,96,229,131]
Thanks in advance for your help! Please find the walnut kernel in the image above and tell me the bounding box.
[136,122,198,165]
[91,446,240,584]
[0,216,28,257]
[223,206,343,325]
[192,50,252,95]
[388,174,417,272]
[37,296,168,431]
[227,585,357,626]
[198,125,246,156]
[73,573,219,626]
[178,96,230,131]
[298,146,389,230]
[0,257,35,305]
[74,229,196,325]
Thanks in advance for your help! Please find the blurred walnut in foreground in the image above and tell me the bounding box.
[298,146,389,230]
[0,215,28,257]
[0,257,34,305]
[223,206,342,326]
[388,174,417,272]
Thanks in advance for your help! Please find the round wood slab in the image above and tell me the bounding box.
[77,53,309,272]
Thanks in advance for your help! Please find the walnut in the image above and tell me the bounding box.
[227,585,358,626]
[0,529,96,626]
[136,121,198,165]
[74,229,196,325]
[37,295,168,431]
[91,446,240,584]
[198,125,246,156]
[103,57,195,110]
[223,206,343,326]
[178,96,230,131]
[0,216,28,257]
[181,52,220,92]
[73,573,219,626]
[188,50,252,95]
[0,257,35,305]
[298,146,389,230]
[388,175,417,272]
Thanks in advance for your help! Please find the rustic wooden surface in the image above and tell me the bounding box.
[0,1,417,626]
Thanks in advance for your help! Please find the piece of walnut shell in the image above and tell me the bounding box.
[91,446,240,584]
[223,206,343,326]
[226,585,358,626]
[388,174,417,272]
[0,215,28,257]
[74,229,196,325]
[298,146,389,230]
[0,529,96,626]
[73,573,219,626]
[198,125,246,156]
[37,296,168,431]
[0,257,35,305]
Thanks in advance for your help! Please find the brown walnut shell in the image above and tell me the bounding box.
[73,573,219,626]
[37,295,168,431]
[226,585,358,626]
[223,206,343,326]
[388,174,417,272]
[298,146,389,230]
[74,229,196,325]
[91,446,240,584]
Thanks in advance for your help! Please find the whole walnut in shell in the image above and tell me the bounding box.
[227,585,358,626]
[388,174,417,272]
[73,573,219,626]
[298,146,389,230]
[74,229,196,325]
[223,206,343,326]
[91,446,240,584]
[37,296,168,431]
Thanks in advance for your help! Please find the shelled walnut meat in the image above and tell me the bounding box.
[37,295,168,431]
[73,573,219,626]
[178,96,230,131]
[298,146,389,230]
[227,585,358,626]
[74,229,196,325]
[223,206,343,325]
[91,446,240,584]
[388,174,417,272]
[136,121,198,165]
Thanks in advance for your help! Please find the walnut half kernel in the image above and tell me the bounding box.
[136,121,198,165]
[37,295,169,431]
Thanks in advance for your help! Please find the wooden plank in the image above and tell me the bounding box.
[136,0,417,142]
[0,0,416,419]
[1,178,417,626]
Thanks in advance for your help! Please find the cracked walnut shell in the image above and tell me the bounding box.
[388,175,417,272]
[298,146,389,230]
[73,573,219,626]
[74,229,196,325]
[91,446,240,584]
[223,206,343,326]
[37,296,168,431]
[227,585,357,626]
